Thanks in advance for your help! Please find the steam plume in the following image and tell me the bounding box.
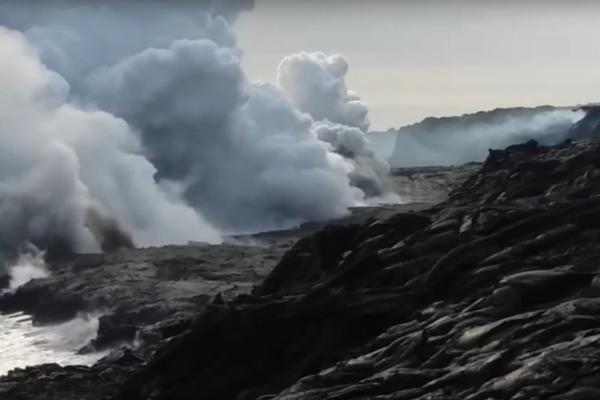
[0,27,220,258]
[278,52,370,131]
[277,52,394,200]
[0,1,397,256]
[388,107,585,167]
[313,122,392,198]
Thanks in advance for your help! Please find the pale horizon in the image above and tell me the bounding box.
[236,0,600,130]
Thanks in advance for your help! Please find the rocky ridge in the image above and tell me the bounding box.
[4,138,600,399]
[118,138,600,399]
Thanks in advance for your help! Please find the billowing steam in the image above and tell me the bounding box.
[82,39,371,232]
[388,107,585,167]
[0,1,395,258]
[313,122,392,199]
[278,52,394,201]
[278,52,370,131]
[0,28,220,259]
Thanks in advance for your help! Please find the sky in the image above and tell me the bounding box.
[236,0,600,130]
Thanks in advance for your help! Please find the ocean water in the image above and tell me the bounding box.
[0,250,108,375]
[0,312,107,375]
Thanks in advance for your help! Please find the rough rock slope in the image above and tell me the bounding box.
[0,244,286,400]
[4,138,600,399]
[118,139,600,400]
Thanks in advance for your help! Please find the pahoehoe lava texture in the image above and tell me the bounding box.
[6,138,600,399]
[118,139,600,400]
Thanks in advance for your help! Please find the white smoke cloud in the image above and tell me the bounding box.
[313,122,393,199]
[0,1,399,258]
[7,249,50,290]
[277,51,397,201]
[0,27,220,256]
[0,1,238,88]
[278,52,370,131]
[84,39,361,232]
